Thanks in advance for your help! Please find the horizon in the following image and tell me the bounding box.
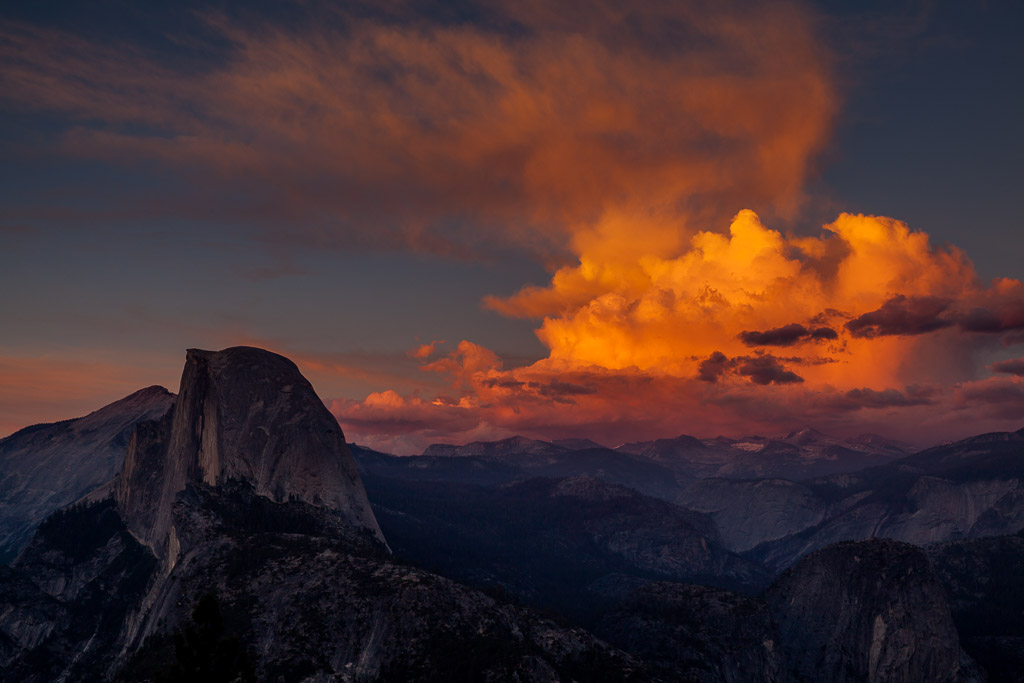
[2,1,1023,453]
[6,352,1020,457]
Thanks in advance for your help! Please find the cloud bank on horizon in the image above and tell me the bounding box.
[2,1,1022,451]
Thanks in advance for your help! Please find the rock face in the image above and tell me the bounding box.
[676,478,825,553]
[0,386,174,562]
[748,431,1024,572]
[766,539,979,682]
[928,529,1024,682]
[116,347,384,558]
[1,486,652,682]
[363,473,768,621]
[595,582,784,682]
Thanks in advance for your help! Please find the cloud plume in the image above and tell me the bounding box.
[0,0,836,259]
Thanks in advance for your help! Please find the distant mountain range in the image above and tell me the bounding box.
[2,346,1022,680]
[412,425,912,481]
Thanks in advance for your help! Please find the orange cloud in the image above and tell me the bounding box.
[336,209,1024,452]
[5,4,1021,450]
[409,341,446,360]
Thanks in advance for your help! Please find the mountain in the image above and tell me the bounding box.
[0,348,651,681]
[2,347,1021,680]
[593,539,981,683]
[2,483,652,682]
[745,430,1024,572]
[414,428,908,486]
[354,443,682,500]
[676,478,826,553]
[928,528,1024,681]
[594,582,784,681]
[0,386,175,562]
[116,347,383,559]
[765,539,980,682]
[422,435,566,457]
[361,473,768,621]
[618,429,909,481]
[552,437,608,450]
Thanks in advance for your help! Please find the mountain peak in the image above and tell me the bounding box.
[420,435,563,457]
[117,346,384,559]
[783,426,828,443]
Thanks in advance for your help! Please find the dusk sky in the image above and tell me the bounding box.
[2,0,1022,453]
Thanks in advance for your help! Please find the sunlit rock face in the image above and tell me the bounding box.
[767,539,979,683]
[116,346,384,557]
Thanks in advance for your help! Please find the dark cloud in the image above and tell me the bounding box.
[958,302,1024,333]
[697,351,732,383]
[992,357,1024,376]
[841,387,934,409]
[739,323,809,347]
[530,381,597,398]
[736,356,804,385]
[955,380,1024,420]
[845,295,953,338]
[738,323,838,347]
[480,377,526,389]
[810,326,839,340]
[698,351,803,385]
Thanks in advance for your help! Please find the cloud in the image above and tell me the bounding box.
[0,0,837,259]
[953,378,1024,421]
[7,4,1024,450]
[739,323,838,347]
[334,208,1024,451]
[992,357,1024,376]
[832,386,935,410]
[845,295,954,338]
[736,355,805,386]
[958,281,1024,333]
[697,351,732,383]
[696,351,804,385]
[410,340,446,360]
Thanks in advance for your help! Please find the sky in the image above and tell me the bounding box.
[1,0,1023,453]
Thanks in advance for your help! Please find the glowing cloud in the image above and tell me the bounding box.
[337,210,1024,452]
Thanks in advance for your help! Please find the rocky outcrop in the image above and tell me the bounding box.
[595,582,784,682]
[363,473,769,623]
[116,347,383,558]
[0,386,174,562]
[766,539,980,682]
[747,432,1024,572]
[928,529,1024,682]
[0,499,157,682]
[676,478,825,552]
[2,486,652,682]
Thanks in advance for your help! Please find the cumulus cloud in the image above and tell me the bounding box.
[335,208,1024,451]
[7,2,1023,449]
